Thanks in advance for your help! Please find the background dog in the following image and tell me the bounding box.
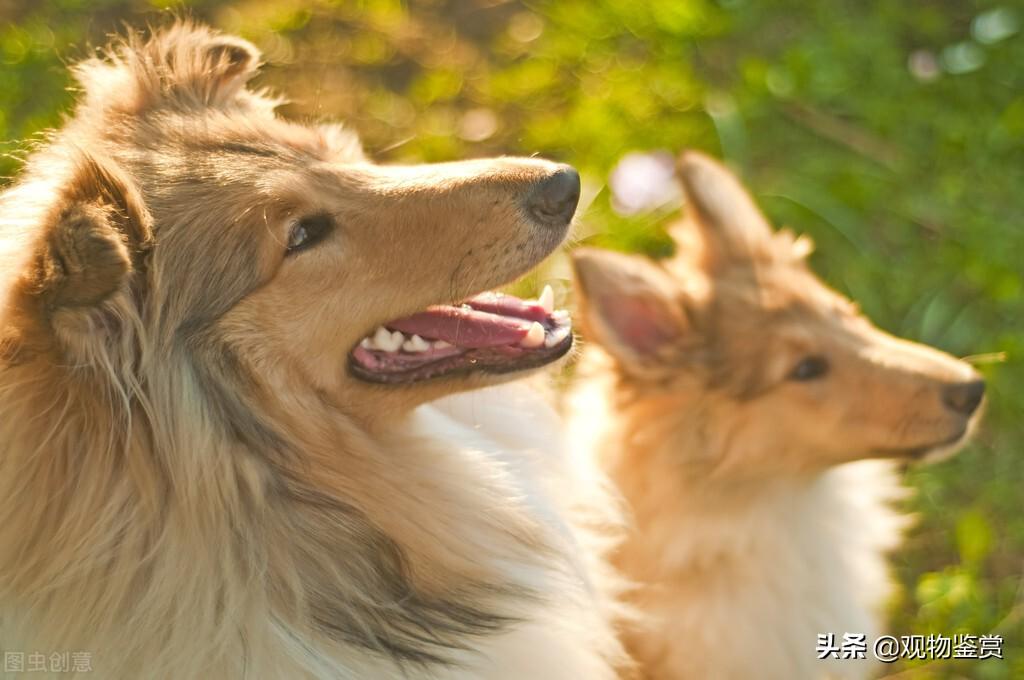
[0,23,625,679]
[569,151,986,680]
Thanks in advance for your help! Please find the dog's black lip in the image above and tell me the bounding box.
[349,333,573,385]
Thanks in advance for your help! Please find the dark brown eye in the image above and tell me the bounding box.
[789,355,829,381]
[286,214,334,254]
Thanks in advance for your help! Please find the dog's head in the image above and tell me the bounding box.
[2,22,577,424]
[573,151,984,477]
[0,22,587,667]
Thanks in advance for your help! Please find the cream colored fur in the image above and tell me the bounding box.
[569,357,906,680]
[0,22,627,680]
[423,383,628,680]
[567,151,984,680]
[0,383,626,680]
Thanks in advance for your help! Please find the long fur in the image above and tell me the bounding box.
[568,152,983,680]
[568,353,906,680]
[0,22,626,679]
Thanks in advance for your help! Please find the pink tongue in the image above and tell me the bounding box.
[463,292,549,323]
[387,305,533,348]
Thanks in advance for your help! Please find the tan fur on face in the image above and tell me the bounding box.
[0,22,626,679]
[569,152,984,680]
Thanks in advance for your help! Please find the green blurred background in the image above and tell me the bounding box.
[1,0,1021,677]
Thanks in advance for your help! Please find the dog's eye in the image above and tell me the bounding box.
[286,214,334,255]
[789,355,829,381]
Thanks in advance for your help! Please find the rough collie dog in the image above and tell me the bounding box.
[0,23,626,679]
[568,152,985,680]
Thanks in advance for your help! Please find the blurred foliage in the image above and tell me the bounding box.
[1,0,1022,676]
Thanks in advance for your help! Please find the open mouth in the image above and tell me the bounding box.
[349,285,572,384]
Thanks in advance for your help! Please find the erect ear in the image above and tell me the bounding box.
[75,22,263,113]
[572,248,690,375]
[671,151,774,272]
[27,152,152,314]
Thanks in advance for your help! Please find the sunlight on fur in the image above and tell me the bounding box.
[568,151,985,680]
[0,22,628,679]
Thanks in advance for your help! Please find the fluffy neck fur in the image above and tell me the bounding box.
[0,297,625,680]
[569,348,908,680]
[0,23,626,678]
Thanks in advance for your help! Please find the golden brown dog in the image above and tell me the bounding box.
[0,22,626,679]
[569,151,985,680]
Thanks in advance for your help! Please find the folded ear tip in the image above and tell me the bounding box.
[206,36,262,76]
[46,206,133,309]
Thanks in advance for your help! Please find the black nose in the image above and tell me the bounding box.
[526,166,581,228]
[942,379,986,416]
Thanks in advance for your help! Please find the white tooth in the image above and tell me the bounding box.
[552,310,570,324]
[521,321,545,348]
[386,331,405,352]
[545,325,570,348]
[434,340,453,349]
[360,337,373,350]
[373,326,392,350]
[539,284,554,314]
[403,334,430,353]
